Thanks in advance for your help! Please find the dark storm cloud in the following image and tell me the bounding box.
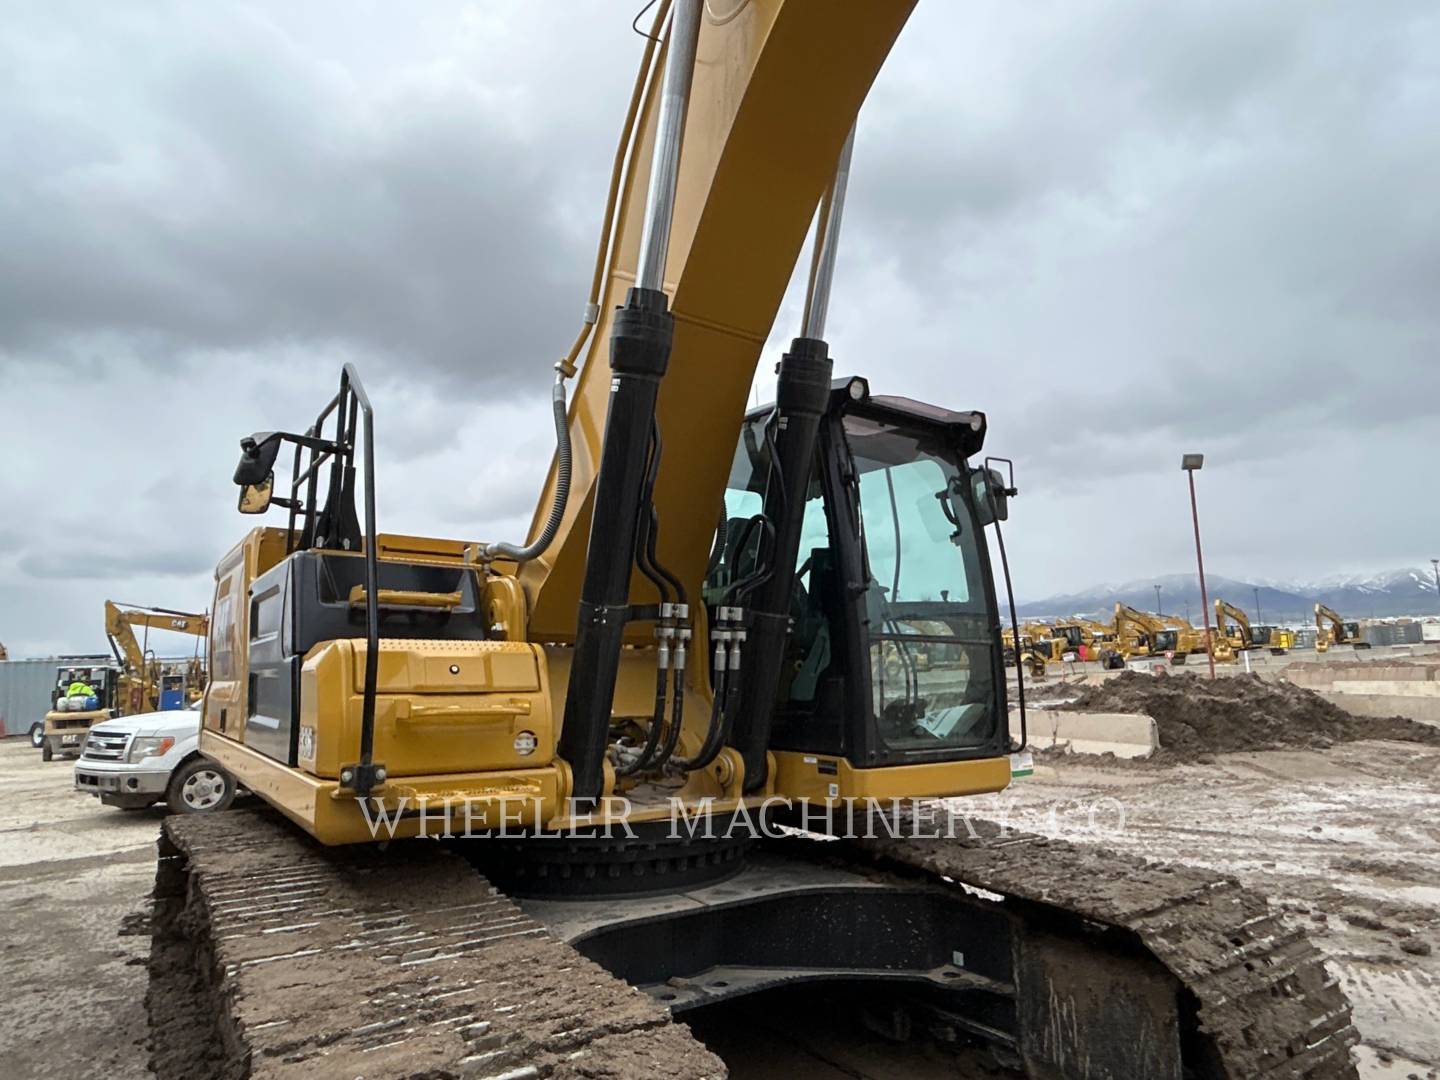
[0,1,603,393]
[837,0,1440,473]
[3,0,1440,655]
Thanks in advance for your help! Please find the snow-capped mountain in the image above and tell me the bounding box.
[1017,567,1439,623]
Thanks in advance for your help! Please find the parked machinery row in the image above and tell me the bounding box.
[1018,596,1376,670]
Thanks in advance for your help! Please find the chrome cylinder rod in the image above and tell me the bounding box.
[800,123,857,340]
[634,0,704,293]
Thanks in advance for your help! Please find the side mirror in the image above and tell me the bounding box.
[238,474,274,514]
[234,432,284,486]
[972,467,1010,525]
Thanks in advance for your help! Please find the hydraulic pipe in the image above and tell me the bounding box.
[558,0,703,804]
[728,341,830,791]
[635,0,703,293]
[801,124,855,340]
[731,132,857,790]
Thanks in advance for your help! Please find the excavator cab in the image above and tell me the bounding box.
[712,384,1008,771]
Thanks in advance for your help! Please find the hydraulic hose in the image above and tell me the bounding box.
[479,367,572,562]
[478,3,668,563]
[617,664,671,776]
[674,655,728,771]
[705,510,728,580]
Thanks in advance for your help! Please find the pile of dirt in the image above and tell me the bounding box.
[1061,672,1440,758]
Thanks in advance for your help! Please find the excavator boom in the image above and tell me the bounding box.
[521,0,915,639]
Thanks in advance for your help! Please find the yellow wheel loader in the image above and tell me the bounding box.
[1002,626,1048,678]
[149,4,1358,1077]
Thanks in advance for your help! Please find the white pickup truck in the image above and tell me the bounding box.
[73,703,236,813]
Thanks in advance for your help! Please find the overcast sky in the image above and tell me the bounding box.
[3,0,1438,657]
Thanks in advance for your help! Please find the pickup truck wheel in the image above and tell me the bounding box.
[30,723,45,749]
[167,758,236,814]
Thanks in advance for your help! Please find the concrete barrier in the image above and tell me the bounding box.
[1010,707,1159,759]
[1319,683,1440,727]
[1279,661,1440,726]
[1283,661,1440,688]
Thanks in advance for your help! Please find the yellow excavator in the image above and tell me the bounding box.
[1315,603,1369,653]
[39,601,208,760]
[1215,599,1293,661]
[1110,604,1154,659]
[1106,605,1199,666]
[1146,616,1203,659]
[104,600,209,714]
[148,4,1357,1078]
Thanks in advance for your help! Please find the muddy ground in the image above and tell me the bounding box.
[1,713,1438,1078]
[957,739,1440,1077]
[1058,670,1440,757]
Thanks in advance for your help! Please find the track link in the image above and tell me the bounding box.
[148,809,722,1080]
[837,818,1361,1080]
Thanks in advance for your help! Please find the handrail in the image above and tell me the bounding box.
[984,455,1026,754]
[342,363,383,797]
[236,363,381,794]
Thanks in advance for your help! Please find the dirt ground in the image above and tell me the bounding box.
[0,739,160,1080]
[958,739,1440,1077]
[1,710,1438,1078]
[1058,670,1440,757]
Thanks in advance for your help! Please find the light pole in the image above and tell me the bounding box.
[1432,559,1439,615]
[1154,584,1163,615]
[1182,454,1216,679]
[1253,586,1263,626]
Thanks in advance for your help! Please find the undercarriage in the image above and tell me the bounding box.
[149,809,1357,1079]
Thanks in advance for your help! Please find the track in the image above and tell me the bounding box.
[839,817,1361,1079]
[149,808,1359,1079]
[148,809,722,1080]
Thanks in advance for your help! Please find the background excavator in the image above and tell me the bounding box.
[1108,603,1174,665]
[1152,613,1207,660]
[1215,598,1292,661]
[40,601,208,760]
[1315,603,1369,653]
[149,3,1358,1078]
[104,600,209,714]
